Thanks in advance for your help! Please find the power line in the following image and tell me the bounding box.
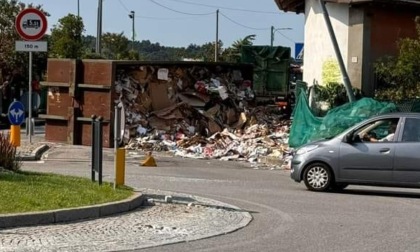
[219,12,269,31]
[149,0,215,16]
[118,0,212,20]
[118,0,130,12]
[136,15,210,20]
[156,0,283,14]
[274,30,295,43]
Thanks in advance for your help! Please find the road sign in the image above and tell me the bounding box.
[295,43,304,60]
[15,41,48,52]
[8,101,26,126]
[15,8,47,41]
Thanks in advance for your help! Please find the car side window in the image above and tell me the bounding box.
[359,118,400,143]
[402,118,420,142]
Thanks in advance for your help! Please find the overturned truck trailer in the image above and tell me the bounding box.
[40,59,254,147]
[240,46,295,115]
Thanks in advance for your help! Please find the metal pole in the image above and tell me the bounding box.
[113,105,121,189]
[319,0,355,102]
[271,26,274,47]
[215,9,219,62]
[97,117,103,185]
[96,0,103,55]
[91,115,96,182]
[132,11,135,49]
[77,0,80,17]
[28,51,32,143]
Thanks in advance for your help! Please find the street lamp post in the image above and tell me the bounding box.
[270,26,292,47]
[129,11,135,50]
[96,0,103,55]
[77,0,80,17]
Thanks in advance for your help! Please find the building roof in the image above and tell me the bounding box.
[274,0,420,14]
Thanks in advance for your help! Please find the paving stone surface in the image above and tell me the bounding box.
[0,190,252,252]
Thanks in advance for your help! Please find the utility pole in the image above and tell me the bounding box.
[77,0,80,17]
[215,9,219,62]
[270,26,292,47]
[319,0,355,102]
[270,26,274,47]
[96,0,103,55]
[129,11,135,50]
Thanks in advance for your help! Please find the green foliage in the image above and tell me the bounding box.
[222,35,256,62]
[50,14,85,59]
[316,82,362,108]
[374,16,420,101]
[83,53,106,59]
[102,32,130,60]
[0,171,132,214]
[322,58,341,85]
[0,133,21,172]
[126,39,224,61]
[375,84,420,102]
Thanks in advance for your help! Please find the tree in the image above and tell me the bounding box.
[374,16,420,101]
[102,32,130,60]
[194,40,223,62]
[222,35,256,62]
[50,14,84,59]
[0,1,49,81]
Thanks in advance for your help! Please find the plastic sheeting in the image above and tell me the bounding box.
[289,89,397,148]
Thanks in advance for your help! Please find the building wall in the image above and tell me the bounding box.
[303,0,349,86]
[366,7,418,95]
[347,7,365,91]
[302,1,418,95]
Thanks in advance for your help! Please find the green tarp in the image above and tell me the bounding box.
[289,90,397,148]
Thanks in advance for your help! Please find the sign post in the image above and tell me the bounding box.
[8,101,26,147]
[15,8,48,144]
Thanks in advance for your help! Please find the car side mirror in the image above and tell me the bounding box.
[352,134,362,142]
[344,131,361,143]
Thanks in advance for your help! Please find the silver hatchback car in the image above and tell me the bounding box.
[291,112,420,191]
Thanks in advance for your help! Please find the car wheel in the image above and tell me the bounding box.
[303,163,332,192]
[329,183,348,191]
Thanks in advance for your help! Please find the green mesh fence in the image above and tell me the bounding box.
[289,90,398,148]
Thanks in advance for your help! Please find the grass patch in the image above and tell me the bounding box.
[0,171,133,214]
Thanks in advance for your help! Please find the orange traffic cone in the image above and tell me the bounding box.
[141,151,157,167]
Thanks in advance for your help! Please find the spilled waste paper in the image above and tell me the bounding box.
[114,64,293,169]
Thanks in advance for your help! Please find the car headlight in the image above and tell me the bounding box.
[296,145,319,155]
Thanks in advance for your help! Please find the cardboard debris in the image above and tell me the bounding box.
[115,65,292,167]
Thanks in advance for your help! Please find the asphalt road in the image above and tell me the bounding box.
[21,144,420,252]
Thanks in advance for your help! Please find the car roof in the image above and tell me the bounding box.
[369,112,420,121]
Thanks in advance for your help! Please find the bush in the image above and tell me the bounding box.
[374,16,420,101]
[0,133,21,172]
[315,82,362,108]
[375,84,420,102]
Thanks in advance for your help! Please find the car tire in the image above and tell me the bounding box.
[303,163,332,192]
[329,183,348,192]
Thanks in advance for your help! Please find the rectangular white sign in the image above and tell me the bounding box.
[15,41,47,52]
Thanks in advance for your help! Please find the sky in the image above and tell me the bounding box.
[20,0,305,56]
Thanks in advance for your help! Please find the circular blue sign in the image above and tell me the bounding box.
[8,101,26,125]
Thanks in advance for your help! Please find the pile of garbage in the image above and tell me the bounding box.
[114,65,292,168]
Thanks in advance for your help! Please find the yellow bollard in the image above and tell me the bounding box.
[115,148,126,186]
[141,151,157,167]
[10,125,20,147]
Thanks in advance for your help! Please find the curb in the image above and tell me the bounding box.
[18,144,49,161]
[0,192,146,229]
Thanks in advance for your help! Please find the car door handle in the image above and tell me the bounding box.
[379,148,390,153]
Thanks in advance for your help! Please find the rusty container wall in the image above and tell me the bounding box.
[42,59,115,147]
[43,59,254,148]
[42,59,78,144]
[77,60,115,147]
